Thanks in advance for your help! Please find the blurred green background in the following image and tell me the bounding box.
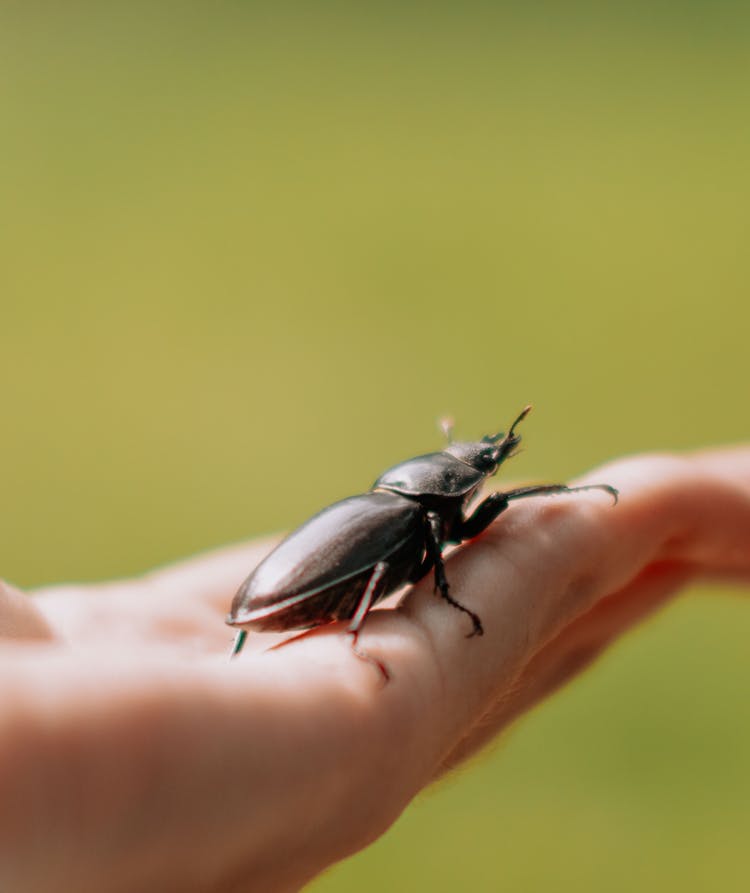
[1,3,748,890]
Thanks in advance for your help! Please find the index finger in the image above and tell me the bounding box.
[378,448,750,749]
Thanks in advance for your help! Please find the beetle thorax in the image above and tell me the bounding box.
[373,451,487,504]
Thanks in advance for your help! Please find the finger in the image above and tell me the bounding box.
[388,449,750,754]
[579,450,750,576]
[438,561,690,771]
[32,538,277,608]
[0,579,56,643]
[136,538,279,608]
[689,444,750,493]
[31,539,280,650]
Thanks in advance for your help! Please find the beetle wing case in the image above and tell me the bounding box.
[228,490,425,631]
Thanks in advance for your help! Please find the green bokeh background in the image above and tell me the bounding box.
[1,4,748,890]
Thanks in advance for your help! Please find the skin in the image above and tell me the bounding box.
[0,448,749,893]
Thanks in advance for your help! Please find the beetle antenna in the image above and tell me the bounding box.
[439,416,455,444]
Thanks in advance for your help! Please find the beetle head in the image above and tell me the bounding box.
[444,405,531,474]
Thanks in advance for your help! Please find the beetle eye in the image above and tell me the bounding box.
[480,451,499,470]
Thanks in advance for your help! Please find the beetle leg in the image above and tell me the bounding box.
[409,538,435,582]
[455,482,619,542]
[426,512,483,638]
[230,629,248,659]
[452,491,510,541]
[348,561,391,682]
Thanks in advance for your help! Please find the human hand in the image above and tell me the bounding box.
[0,448,748,892]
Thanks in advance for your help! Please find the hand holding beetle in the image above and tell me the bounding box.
[0,445,749,892]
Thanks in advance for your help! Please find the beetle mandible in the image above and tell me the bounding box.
[226,406,618,676]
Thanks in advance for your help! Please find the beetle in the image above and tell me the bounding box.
[226,405,617,675]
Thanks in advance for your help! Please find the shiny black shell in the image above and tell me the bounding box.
[374,452,484,499]
[228,490,426,632]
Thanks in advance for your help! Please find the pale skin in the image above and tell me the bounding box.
[0,449,749,893]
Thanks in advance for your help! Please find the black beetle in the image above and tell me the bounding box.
[226,406,617,675]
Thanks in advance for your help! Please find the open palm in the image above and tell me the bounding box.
[0,448,748,893]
